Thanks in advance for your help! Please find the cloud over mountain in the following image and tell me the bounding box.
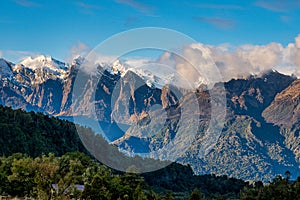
[66,41,90,63]
[158,34,300,83]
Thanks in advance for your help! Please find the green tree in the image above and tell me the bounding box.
[55,153,87,198]
[189,188,202,200]
[241,174,299,200]
[82,173,111,200]
[32,153,59,199]
[133,184,147,200]
[0,153,26,195]
[147,189,160,200]
[8,156,36,197]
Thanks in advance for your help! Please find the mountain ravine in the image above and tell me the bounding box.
[0,55,299,181]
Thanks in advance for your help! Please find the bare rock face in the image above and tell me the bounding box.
[225,71,295,119]
[263,79,300,126]
[60,63,79,114]
[263,79,300,163]
[25,79,63,114]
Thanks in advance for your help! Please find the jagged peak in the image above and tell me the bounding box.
[20,55,68,71]
[261,69,292,78]
[227,69,294,83]
[22,55,54,65]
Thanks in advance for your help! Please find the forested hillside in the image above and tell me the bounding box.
[0,105,89,157]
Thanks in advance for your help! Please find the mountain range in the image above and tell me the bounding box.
[0,55,299,181]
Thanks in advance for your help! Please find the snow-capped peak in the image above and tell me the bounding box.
[100,59,177,89]
[99,60,127,75]
[20,55,68,71]
[11,55,70,84]
[111,60,127,75]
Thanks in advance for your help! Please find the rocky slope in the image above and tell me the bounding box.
[263,79,300,163]
[0,55,299,181]
[176,72,299,181]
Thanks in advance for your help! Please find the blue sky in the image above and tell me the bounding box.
[1,0,300,62]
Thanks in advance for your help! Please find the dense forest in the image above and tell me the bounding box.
[0,105,89,157]
[0,105,299,199]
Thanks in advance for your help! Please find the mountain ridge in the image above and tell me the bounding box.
[0,55,299,181]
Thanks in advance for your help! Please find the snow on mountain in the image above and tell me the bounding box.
[20,55,68,71]
[2,54,201,89]
[0,58,13,79]
[100,60,178,88]
[128,68,175,88]
[7,54,200,88]
[14,55,69,84]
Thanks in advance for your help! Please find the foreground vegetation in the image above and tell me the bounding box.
[1,152,300,199]
[0,151,161,199]
[241,175,300,200]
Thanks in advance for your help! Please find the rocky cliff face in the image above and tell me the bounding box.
[0,55,299,181]
[263,79,300,163]
[225,71,294,119]
[263,79,300,126]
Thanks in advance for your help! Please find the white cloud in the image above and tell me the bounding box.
[295,34,300,48]
[0,50,40,63]
[66,41,90,63]
[123,58,151,67]
[157,44,223,87]
[157,34,300,84]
